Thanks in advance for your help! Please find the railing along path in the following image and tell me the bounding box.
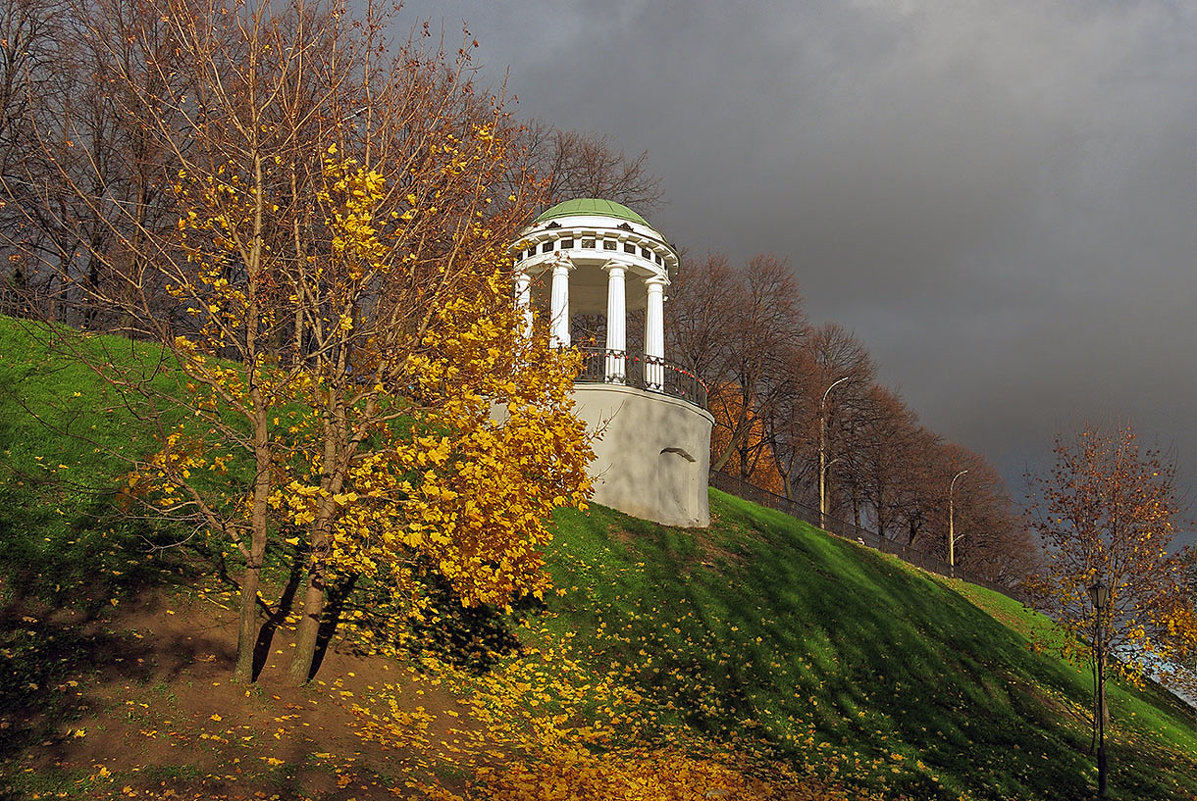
[708,472,1024,603]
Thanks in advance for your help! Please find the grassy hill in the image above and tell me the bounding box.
[2,316,1197,800]
[543,498,1197,799]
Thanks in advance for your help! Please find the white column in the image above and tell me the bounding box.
[604,261,627,383]
[644,275,666,389]
[549,254,572,348]
[514,270,533,337]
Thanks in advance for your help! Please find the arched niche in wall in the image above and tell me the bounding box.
[658,446,698,525]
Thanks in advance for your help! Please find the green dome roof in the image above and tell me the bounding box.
[534,198,649,227]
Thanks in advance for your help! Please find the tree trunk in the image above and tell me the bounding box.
[235,411,272,681]
[778,464,794,501]
[234,559,261,682]
[289,562,328,684]
[290,489,339,683]
[1092,661,1100,749]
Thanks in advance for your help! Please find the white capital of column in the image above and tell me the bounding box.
[604,261,627,383]
[514,271,533,337]
[549,255,573,348]
[644,275,666,389]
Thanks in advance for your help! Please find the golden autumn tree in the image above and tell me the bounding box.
[1026,425,1197,727]
[266,152,591,682]
[18,0,591,683]
[706,382,785,494]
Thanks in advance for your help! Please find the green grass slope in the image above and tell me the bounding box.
[3,315,1197,800]
[0,319,191,605]
[0,318,196,760]
[543,495,1197,800]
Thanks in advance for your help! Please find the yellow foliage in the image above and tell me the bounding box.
[353,622,887,801]
[429,748,830,801]
[1026,425,1197,685]
[140,136,592,676]
[259,153,593,620]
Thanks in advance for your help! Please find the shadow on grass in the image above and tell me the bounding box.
[0,479,173,613]
[0,594,235,767]
[543,497,1112,801]
[309,574,360,681]
[343,566,524,675]
[196,539,525,683]
[251,549,306,681]
[0,465,205,765]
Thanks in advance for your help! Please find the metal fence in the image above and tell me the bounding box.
[708,472,1024,602]
[576,346,708,408]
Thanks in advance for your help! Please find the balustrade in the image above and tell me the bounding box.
[575,346,707,408]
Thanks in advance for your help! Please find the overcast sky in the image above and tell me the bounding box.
[398,0,1197,518]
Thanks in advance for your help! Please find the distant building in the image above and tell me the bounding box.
[513,199,713,527]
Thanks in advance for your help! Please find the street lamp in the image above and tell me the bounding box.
[1088,581,1109,798]
[819,376,850,530]
[948,469,968,569]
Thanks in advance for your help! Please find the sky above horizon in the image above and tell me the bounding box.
[397,0,1197,523]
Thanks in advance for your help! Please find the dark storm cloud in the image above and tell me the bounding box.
[400,0,1197,513]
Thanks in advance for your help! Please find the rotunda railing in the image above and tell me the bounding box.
[575,346,707,409]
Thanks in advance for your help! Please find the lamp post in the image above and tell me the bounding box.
[948,469,968,569]
[1088,581,1109,798]
[819,376,850,530]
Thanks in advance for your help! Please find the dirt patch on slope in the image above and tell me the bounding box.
[2,588,466,800]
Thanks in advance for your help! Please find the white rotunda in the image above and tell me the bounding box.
[513,199,713,528]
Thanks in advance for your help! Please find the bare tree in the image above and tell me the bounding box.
[852,385,924,540]
[514,119,665,212]
[766,323,876,505]
[0,0,70,315]
[666,252,738,380]
[914,442,1026,580]
[667,253,806,479]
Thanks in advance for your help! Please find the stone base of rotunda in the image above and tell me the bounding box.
[570,384,713,528]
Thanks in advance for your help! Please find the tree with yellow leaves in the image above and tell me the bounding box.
[1026,424,1197,741]
[266,152,591,682]
[21,0,591,683]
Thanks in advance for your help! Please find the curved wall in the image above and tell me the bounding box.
[571,385,713,528]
